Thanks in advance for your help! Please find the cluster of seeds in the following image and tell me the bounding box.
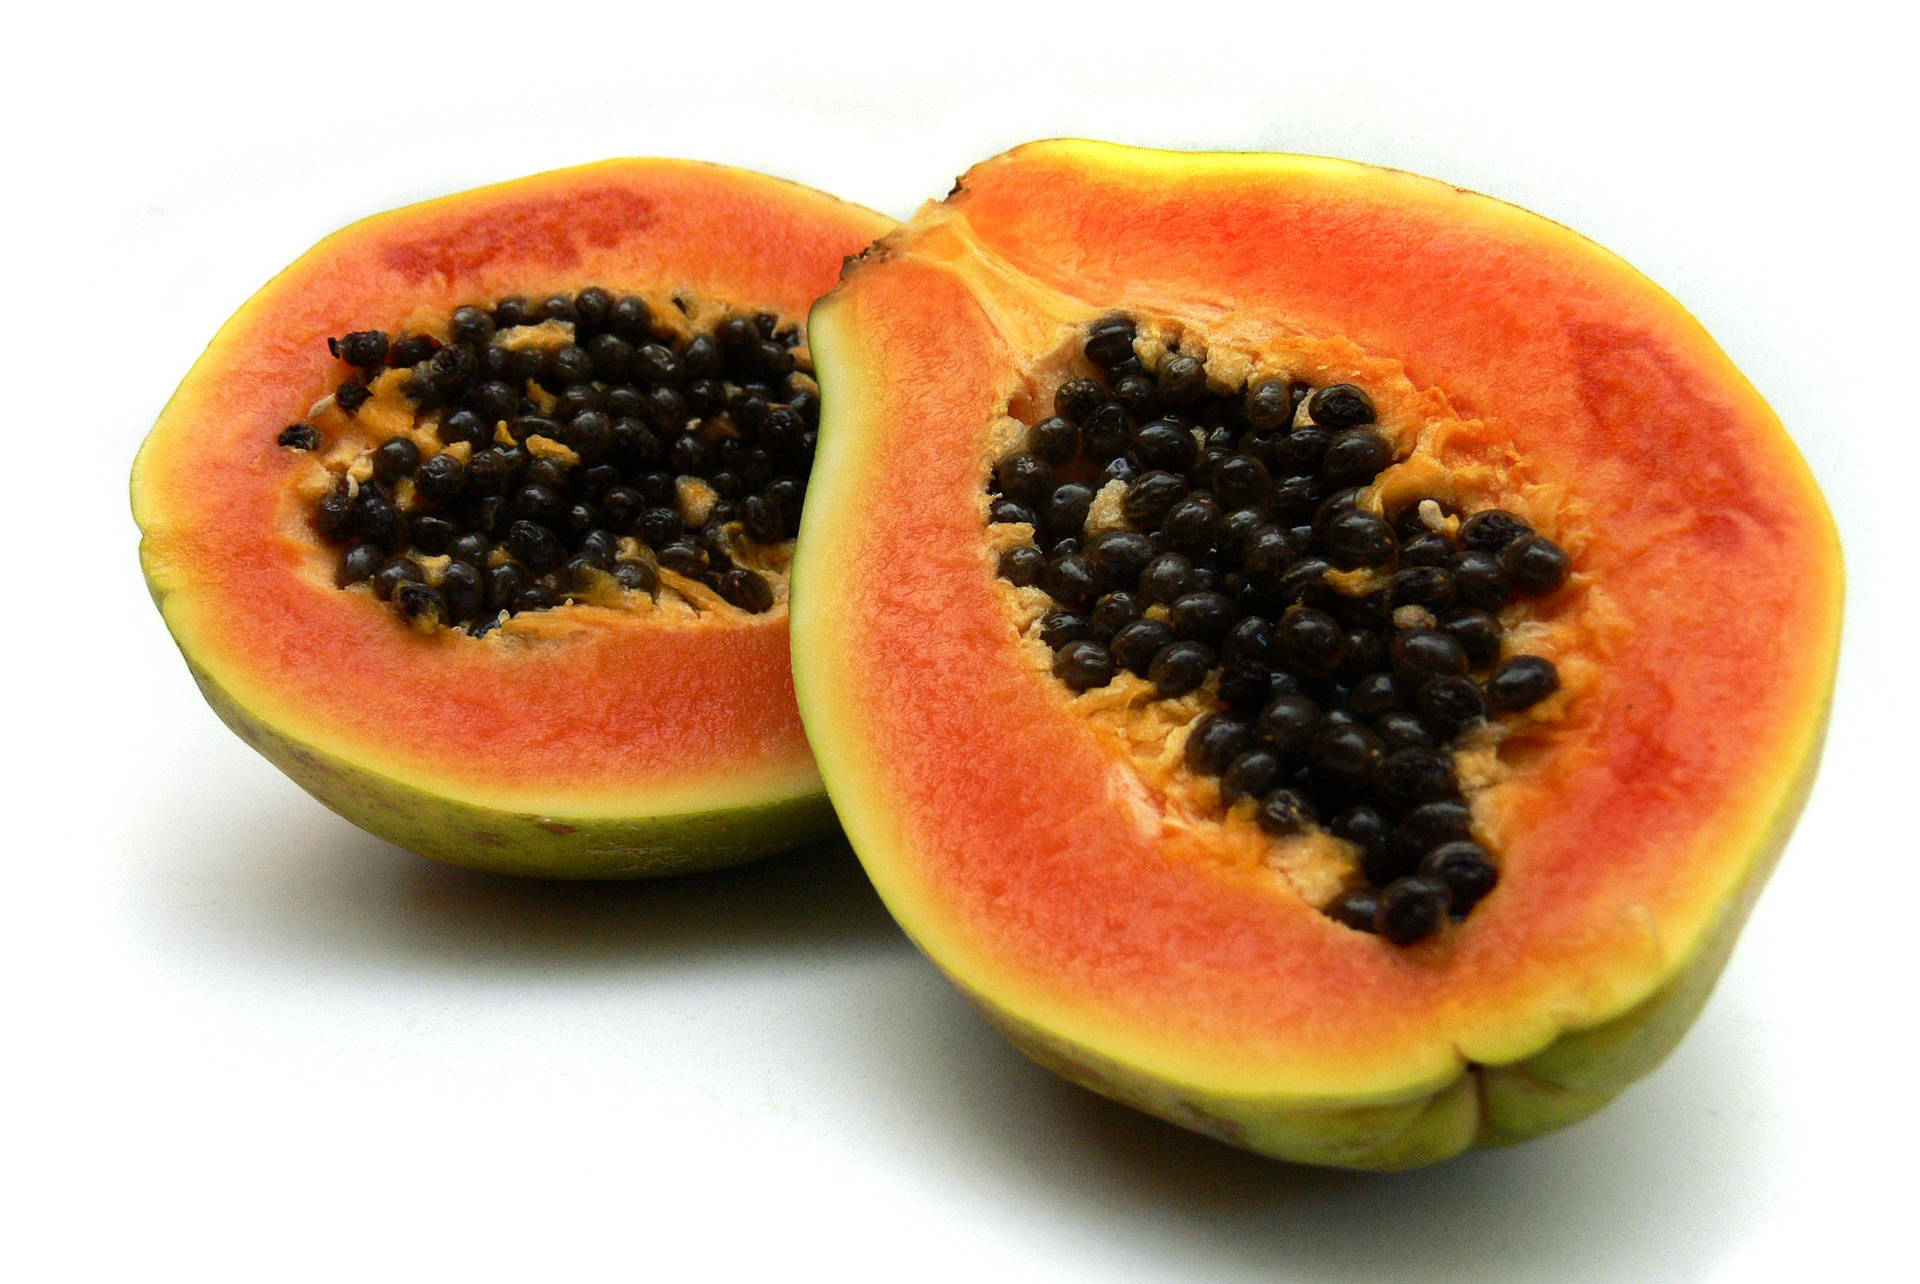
[280,288,818,633]
[991,315,1572,945]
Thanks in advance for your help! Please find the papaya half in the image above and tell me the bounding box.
[133,160,892,877]
[794,141,1841,1167]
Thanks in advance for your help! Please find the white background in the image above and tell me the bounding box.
[7,2,1914,1279]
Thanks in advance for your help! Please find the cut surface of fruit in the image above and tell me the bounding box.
[134,159,892,876]
[795,140,1840,1166]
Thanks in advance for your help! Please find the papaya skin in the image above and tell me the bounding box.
[133,159,888,877]
[182,651,838,879]
[794,141,1842,1167]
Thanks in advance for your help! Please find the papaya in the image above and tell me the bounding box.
[794,141,1841,1167]
[132,159,892,877]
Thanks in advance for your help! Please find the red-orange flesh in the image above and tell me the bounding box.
[798,142,1841,1095]
[136,160,893,816]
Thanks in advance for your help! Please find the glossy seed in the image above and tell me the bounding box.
[1331,806,1392,860]
[1451,550,1512,611]
[371,556,424,602]
[1122,471,1188,526]
[1245,379,1295,431]
[1308,723,1385,796]
[1211,454,1273,508]
[1376,711,1437,752]
[1029,416,1079,465]
[1222,615,1277,667]
[1416,675,1488,737]
[1082,403,1132,459]
[1044,552,1101,610]
[1086,530,1158,587]
[1039,611,1090,650]
[1088,591,1143,642]
[997,545,1046,588]
[487,563,529,611]
[1239,524,1297,590]
[1502,533,1571,596]
[415,452,466,501]
[1388,565,1456,611]
[1113,371,1157,417]
[990,499,1037,526]
[1110,618,1178,676]
[718,568,775,613]
[1152,495,1213,552]
[1486,655,1560,711]
[656,540,707,577]
[1393,800,1475,860]
[336,379,372,413]
[1043,483,1094,540]
[1220,748,1286,805]
[608,295,652,338]
[1277,606,1347,677]
[1130,420,1199,474]
[1420,841,1499,917]
[1375,877,1450,944]
[1274,426,1331,477]
[353,491,404,549]
[331,330,390,367]
[1319,429,1392,486]
[1054,379,1105,423]
[613,560,658,595]
[1156,354,1206,405]
[1148,641,1213,698]
[1307,383,1376,428]
[1257,788,1317,836]
[1053,639,1116,691]
[1084,318,1137,368]
[1321,508,1397,570]
[440,561,484,621]
[1391,629,1470,685]
[335,543,383,587]
[1348,672,1402,718]
[1399,531,1453,568]
[1329,889,1381,932]
[1218,662,1282,711]
[1184,713,1254,776]
[1338,628,1389,681]
[1376,748,1459,811]
[506,520,562,572]
[1255,692,1321,755]
[1166,591,1234,646]
[410,514,454,556]
[995,452,1054,508]
[1457,509,1531,554]
[1138,552,1196,605]
[1441,608,1502,670]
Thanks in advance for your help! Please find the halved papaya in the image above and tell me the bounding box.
[795,141,1841,1167]
[133,160,892,877]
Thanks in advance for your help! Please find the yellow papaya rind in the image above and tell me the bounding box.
[186,654,840,879]
[795,141,1842,1166]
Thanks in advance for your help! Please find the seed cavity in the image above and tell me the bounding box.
[987,314,1574,945]
[288,291,814,634]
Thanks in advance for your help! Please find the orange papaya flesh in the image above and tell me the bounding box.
[133,159,893,877]
[795,141,1841,1166]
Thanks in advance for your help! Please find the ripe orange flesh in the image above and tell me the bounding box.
[797,142,1841,1102]
[136,160,894,819]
